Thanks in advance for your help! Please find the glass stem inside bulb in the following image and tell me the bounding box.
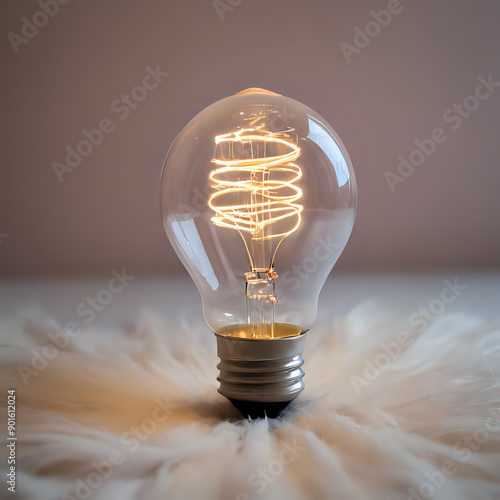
[246,276,277,338]
[246,167,278,338]
[249,168,271,270]
[208,126,304,339]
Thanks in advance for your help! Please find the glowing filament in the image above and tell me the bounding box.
[208,128,303,243]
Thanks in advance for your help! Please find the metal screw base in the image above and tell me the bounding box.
[215,331,307,418]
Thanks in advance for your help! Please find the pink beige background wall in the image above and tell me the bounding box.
[1,0,499,278]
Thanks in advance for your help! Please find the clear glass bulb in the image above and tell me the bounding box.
[160,88,357,416]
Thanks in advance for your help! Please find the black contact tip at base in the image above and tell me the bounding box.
[229,399,292,419]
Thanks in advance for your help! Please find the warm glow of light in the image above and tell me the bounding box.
[208,128,303,242]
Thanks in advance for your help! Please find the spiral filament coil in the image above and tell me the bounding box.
[208,127,304,337]
[208,127,303,250]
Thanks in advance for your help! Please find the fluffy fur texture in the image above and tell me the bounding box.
[1,301,500,500]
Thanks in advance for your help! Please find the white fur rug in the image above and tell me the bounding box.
[1,301,500,500]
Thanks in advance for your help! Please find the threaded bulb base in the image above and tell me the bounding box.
[215,331,307,418]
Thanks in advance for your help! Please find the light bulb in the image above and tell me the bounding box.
[160,88,357,418]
